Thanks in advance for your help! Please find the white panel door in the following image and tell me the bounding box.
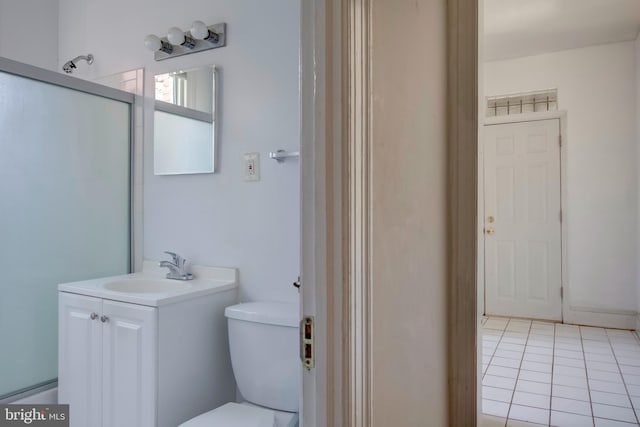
[101,300,157,427]
[58,293,102,427]
[484,119,562,320]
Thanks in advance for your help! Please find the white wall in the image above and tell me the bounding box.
[57,0,301,303]
[484,41,639,321]
[0,0,58,70]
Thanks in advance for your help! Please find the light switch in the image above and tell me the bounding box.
[243,152,260,181]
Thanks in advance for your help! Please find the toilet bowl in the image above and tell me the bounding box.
[179,301,299,427]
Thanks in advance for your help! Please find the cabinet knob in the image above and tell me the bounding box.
[90,312,98,320]
[100,315,109,323]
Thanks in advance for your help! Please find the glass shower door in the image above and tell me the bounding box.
[0,64,132,398]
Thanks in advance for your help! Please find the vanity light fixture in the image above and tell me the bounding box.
[191,20,220,43]
[144,21,226,61]
[144,35,173,54]
[167,27,196,49]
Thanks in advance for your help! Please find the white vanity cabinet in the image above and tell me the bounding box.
[58,264,238,427]
[59,293,156,427]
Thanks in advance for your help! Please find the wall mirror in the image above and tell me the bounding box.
[153,65,216,175]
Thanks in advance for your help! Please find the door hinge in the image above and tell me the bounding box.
[559,135,562,147]
[300,316,315,370]
[560,287,564,298]
[559,209,562,222]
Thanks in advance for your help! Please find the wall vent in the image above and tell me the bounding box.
[486,89,557,117]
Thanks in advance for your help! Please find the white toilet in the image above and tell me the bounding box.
[180,301,300,427]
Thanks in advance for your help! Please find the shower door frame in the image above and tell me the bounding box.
[0,56,140,402]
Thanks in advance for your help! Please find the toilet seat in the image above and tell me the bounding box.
[178,402,276,427]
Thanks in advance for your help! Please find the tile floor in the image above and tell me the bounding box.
[482,317,640,426]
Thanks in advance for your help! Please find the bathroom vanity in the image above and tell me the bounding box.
[58,261,238,427]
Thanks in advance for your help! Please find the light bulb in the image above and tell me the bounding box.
[144,34,162,51]
[190,21,209,40]
[167,27,185,45]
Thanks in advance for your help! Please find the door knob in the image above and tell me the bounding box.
[486,228,495,235]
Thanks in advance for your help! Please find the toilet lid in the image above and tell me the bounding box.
[179,402,276,427]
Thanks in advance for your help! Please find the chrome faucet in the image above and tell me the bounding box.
[159,251,193,280]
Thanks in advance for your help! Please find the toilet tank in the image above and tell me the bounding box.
[225,302,299,413]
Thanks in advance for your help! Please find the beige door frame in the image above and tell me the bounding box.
[300,0,344,425]
[301,0,478,425]
[447,0,478,424]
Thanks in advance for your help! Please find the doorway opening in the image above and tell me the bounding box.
[478,1,640,424]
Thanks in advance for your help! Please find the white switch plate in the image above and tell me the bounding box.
[243,152,260,181]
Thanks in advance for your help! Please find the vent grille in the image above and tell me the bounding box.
[487,89,558,117]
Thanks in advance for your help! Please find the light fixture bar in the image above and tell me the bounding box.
[152,23,226,61]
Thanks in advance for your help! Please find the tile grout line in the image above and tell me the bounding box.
[505,318,534,424]
[483,319,509,381]
[483,319,510,427]
[483,320,640,425]
[627,327,640,423]
[548,322,556,426]
[577,326,596,427]
[604,328,640,425]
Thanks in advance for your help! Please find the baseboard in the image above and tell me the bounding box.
[11,387,57,404]
[564,306,637,330]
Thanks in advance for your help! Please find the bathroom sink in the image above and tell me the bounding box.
[59,261,237,306]
[102,278,191,294]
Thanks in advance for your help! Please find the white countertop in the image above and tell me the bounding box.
[58,260,238,307]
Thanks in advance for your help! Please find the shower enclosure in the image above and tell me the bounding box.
[0,57,134,400]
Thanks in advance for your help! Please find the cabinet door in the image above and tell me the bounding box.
[101,300,156,427]
[58,293,102,427]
